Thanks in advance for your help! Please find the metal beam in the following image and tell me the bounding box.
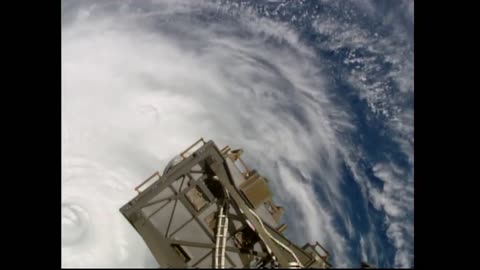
[120,140,332,268]
[165,177,185,237]
[208,159,291,267]
[168,239,266,257]
[121,142,216,218]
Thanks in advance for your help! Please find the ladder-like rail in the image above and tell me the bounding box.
[214,206,229,269]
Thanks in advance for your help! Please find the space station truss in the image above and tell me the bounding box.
[120,138,332,268]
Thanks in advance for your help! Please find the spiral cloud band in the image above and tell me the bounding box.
[62,0,413,267]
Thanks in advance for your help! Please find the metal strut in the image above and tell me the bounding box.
[247,208,304,268]
[214,206,229,269]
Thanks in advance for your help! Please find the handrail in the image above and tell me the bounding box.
[180,138,206,159]
[214,206,229,269]
[220,145,231,156]
[237,157,251,176]
[135,138,206,193]
[314,241,330,257]
[135,172,161,193]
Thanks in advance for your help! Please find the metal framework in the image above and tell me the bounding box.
[120,139,333,268]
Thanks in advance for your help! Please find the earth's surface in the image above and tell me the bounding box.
[61,0,413,268]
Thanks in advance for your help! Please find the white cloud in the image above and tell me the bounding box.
[360,236,368,262]
[313,4,413,120]
[341,143,414,267]
[371,162,414,268]
[62,1,356,267]
[313,11,414,266]
[62,1,413,268]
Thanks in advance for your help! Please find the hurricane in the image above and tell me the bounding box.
[61,0,414,267]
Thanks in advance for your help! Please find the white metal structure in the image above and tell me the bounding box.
[248,208,304,268]
[214,206,229,269]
